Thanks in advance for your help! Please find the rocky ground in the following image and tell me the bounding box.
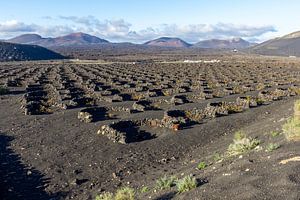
[0,56,300,200]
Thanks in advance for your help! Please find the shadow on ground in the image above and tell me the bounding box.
[154,191,177,200]
[0,134,63,200]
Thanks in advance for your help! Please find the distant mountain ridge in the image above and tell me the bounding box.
[251,31,300,56]
[7,32,254,50]
[6,30,300,58]
[7,32,109,47]
[194,38,253,49]
[144,37,192,48]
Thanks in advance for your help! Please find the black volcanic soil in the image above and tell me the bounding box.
[0,56,300,200]
[146,98,300,200]
[0,42,65,62]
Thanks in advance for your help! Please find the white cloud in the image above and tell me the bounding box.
[0,17,277,43]
[132,23,276,43]
[0,20,38,32]
[59,16,132,37]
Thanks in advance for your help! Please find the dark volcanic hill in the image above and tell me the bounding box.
[7,32,109,47]
[0,41,65,61]
[8,34,43,44]
[50,32,109,46]
[144,37,192,48]
[251,31,300,56]
[194,38,252,49]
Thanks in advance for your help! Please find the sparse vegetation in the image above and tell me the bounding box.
[234,130,247,140]
[227,130,260,156]
[256,83,265,91]
[282,100,300,141]
[197,161,207,170]
[224,103,244,113]
[265,143,281,152]
[270,131,280,137]
[2,51,300,200]
[289,87,300,96]
[155,175,177,190]
[255,98,266,105]
[294,100,300,120]
[282,117,300,141]
[213,153,222,162]
[95,187,135,200]
[95,192,114,200]
[115,187,135,200]
[175,174,197,193]
[140,186,149,193]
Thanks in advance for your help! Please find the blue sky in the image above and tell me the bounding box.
[1,0,300,43]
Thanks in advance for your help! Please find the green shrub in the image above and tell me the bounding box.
[255,98,265,105]
[227,131,260,156]
[140,186,149,193]
[282,100,300,141]
[213,153,222,162]
[197,161,207,170]
[115,187,135,200]
[294,100,300,114]
[176,174,197,193]
[234,130,247,140]
[155,175,177,190]
[265,143,281,152]
[95,187,135,200]
[282,117,300,141]
[95,192,114,200]
[294,100,300,120]
[270,131,280,137]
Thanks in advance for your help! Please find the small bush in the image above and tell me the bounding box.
[197,161,207,170]
[0,85,9,95]
[155,175,177,190]
[256,83,265,91]
[282,100,300,141]
[282,117,300,141]
[227,131,260,156]
[176,174,197,193]
[265,143,281,152]
[213,153,222,162]
[234,130,247,140]
[115,187,135,200]
[225,104,244,113]
[140,186,149,193]
[95,192,114,200]
[270,131,280,137]
[294,100,300,120]
[289,87,300,95]
[294,100,300,113]
[255,98,265,105]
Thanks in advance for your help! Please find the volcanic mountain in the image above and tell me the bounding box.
[7,34,43,44]
[194,38,252,49]
[251,31,300,56]
[0,41,65,61]
[144,37,192,48]
[7,32,109,47]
